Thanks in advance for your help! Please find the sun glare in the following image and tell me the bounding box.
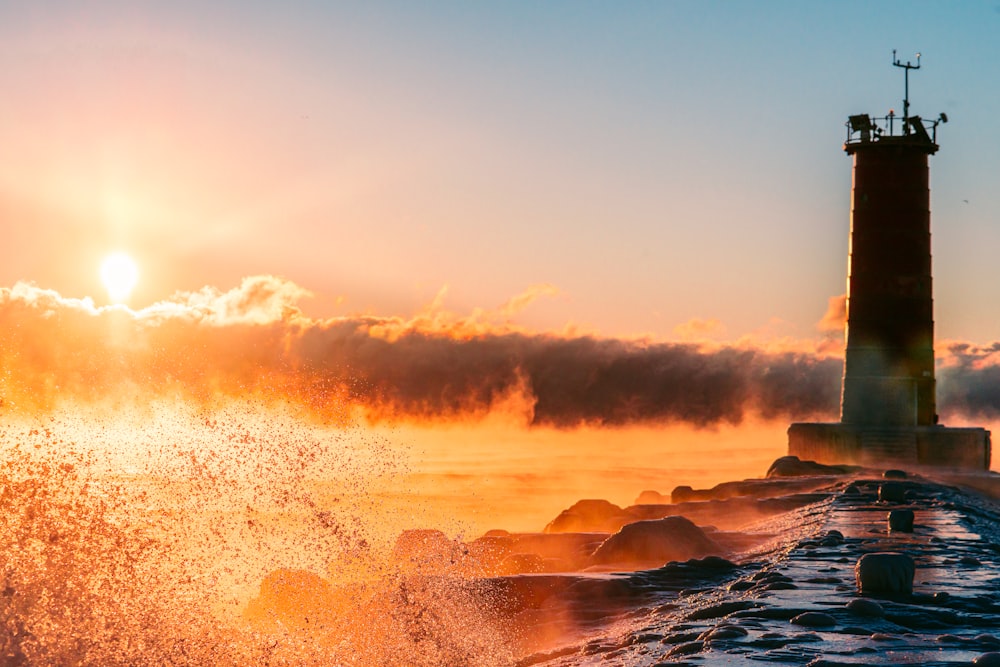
[99,252,140,303]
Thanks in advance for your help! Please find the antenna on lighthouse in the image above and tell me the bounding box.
[893,49,921,134]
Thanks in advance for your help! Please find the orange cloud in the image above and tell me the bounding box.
[1,277,944,428]
[936,340,1000,421]
[817,294,847,333]
[498,284,559,319]
[672,317,725,341]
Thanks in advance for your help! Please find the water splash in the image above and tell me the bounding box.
[0,401,516,665]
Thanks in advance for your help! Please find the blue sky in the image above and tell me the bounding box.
[1,1,998,342]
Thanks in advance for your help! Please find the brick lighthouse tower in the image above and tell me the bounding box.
[788,53,990,469]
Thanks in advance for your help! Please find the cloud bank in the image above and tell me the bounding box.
[1,277,996,427]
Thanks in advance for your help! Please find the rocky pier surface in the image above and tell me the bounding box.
[516,462,1000,666]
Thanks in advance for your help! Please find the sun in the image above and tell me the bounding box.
[99,252,140,303]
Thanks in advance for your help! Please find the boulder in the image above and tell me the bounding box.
[544,499,630,533]
[790,611,836,627]
[590,516,723,567]
[635,489,668,504]
[878,482,906,503]
[671,485,706,503]
[244,568,336,629]
[766,456,853,478]
[846,597,885,617]
[888,509,915,532]
[392,529,466,573]
[674,477,837,502]
[855,552,915,595]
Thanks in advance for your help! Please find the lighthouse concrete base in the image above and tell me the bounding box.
[787,422,991,470]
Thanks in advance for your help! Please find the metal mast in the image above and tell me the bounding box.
[893,49,921,134]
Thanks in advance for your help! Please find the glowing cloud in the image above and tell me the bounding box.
[3,277,999,427]
[817,294,847,333]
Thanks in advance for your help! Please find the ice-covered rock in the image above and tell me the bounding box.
[635,489,668,504]
[765,455,854,478]
[590,516,723,567]
[878,482,906,503]
[846,597,885,617]
[790,611,836,627]
[544,499,630,533]
[888,509,915,532]
[855,552,915,594]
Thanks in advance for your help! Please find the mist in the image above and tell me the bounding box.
[0,277,844,426]
[4,277,999,430]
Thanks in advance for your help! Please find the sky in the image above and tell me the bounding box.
[2,1,999,343]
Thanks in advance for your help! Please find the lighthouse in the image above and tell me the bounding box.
[788,53,990,469]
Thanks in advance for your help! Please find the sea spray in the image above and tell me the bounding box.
[0,403,516,665]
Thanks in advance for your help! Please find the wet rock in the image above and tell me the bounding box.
[878,483,906,503]
[670,477,839,503]
[660,630,701,645]
[699,624,749,641]
[960,556,982,566]
[790,612,836,627]
[687,599,759,620]
[734,607,814,621]
[589,516,723,567]
[685,555,737,569]
[888,509,915,532]
[855,552,915,594]
[765,455,853,478]
[974,653,1000,666]
[391,529,469,572]
[846,598,885,617]
[670,485,703,503]
[544,499,629,533]
[883,469,908,479]
[626,631,663,645]
[664,640,704,657]
[759,581,798,591]
[635,489,667,505]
